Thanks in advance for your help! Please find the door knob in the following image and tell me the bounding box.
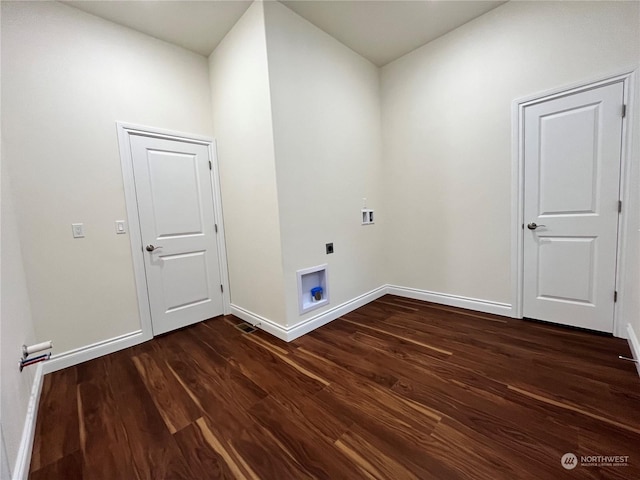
[527,222,546,230]
[145,244,163,252]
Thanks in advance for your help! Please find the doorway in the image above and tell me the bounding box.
[117,123,230,337]
[514,75,631,334]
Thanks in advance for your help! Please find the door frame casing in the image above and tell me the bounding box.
[116,122,231,339]
[511,69,636,337]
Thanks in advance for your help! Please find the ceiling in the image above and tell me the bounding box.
[63,0,506,66]
[62,1,253,56]
[280,1,505,66]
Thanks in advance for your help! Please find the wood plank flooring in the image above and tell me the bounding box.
[30,295,640,479]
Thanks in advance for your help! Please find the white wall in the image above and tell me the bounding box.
[381,1,640,335]
[2,0,638,387]
[1,1,214,353]
[209,1,287,325]
[1,166,38,476]
[263,1,385,327]
[1,434,10,480]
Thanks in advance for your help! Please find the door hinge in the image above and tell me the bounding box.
[622,104,627,118]
[214,223,218,233]
[614,291,618,302]
[618,200,622,213]
[220,284,224,293]
[209,160,212,170]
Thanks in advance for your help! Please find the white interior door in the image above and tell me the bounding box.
[130,134,223,335]
[522,82,624,333]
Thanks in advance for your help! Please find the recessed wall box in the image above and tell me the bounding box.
[297,264,329,314]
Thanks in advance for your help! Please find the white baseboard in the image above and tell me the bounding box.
[626,323,640,378]
[12,363,44,480]
[287,285,387,341]
[231,285,387,342]
[42,329,148,374]
[41,286,509,372]
[229,305,289,342]
[386,284,512,317]
[40,287,510,373]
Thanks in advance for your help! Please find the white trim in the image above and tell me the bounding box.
[613,72,637,338]
[626,323,640,378]
[510,88,526,320]
[42,330,145,374]
[116,122,231,337]
[287,285,387,341]
[231,284,509,342]
[511,69,637,336]
[117,123,214,144]
[231,285,387,342]
[296,264,330,314]
[387,285,512,317]
[230,305,289,341]
[116,124,155,341]
[12,363,44,480]
[209,139,232,315]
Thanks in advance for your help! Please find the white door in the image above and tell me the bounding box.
[522,82,624,333]
[130,134,223,335]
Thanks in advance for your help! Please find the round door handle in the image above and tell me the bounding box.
[145,244,163,252]
[527,222,546,230]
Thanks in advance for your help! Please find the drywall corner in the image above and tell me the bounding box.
[1,160,39,478]
[209,0,287,326]
[263,1,385,329]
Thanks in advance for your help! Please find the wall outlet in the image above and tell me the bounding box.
[361,209,374,225]
[326,243,334,254]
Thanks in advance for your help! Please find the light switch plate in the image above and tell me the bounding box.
[115,220,126,234]
[72,223,85,238]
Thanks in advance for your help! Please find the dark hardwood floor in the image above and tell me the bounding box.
[29,295,640,479]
